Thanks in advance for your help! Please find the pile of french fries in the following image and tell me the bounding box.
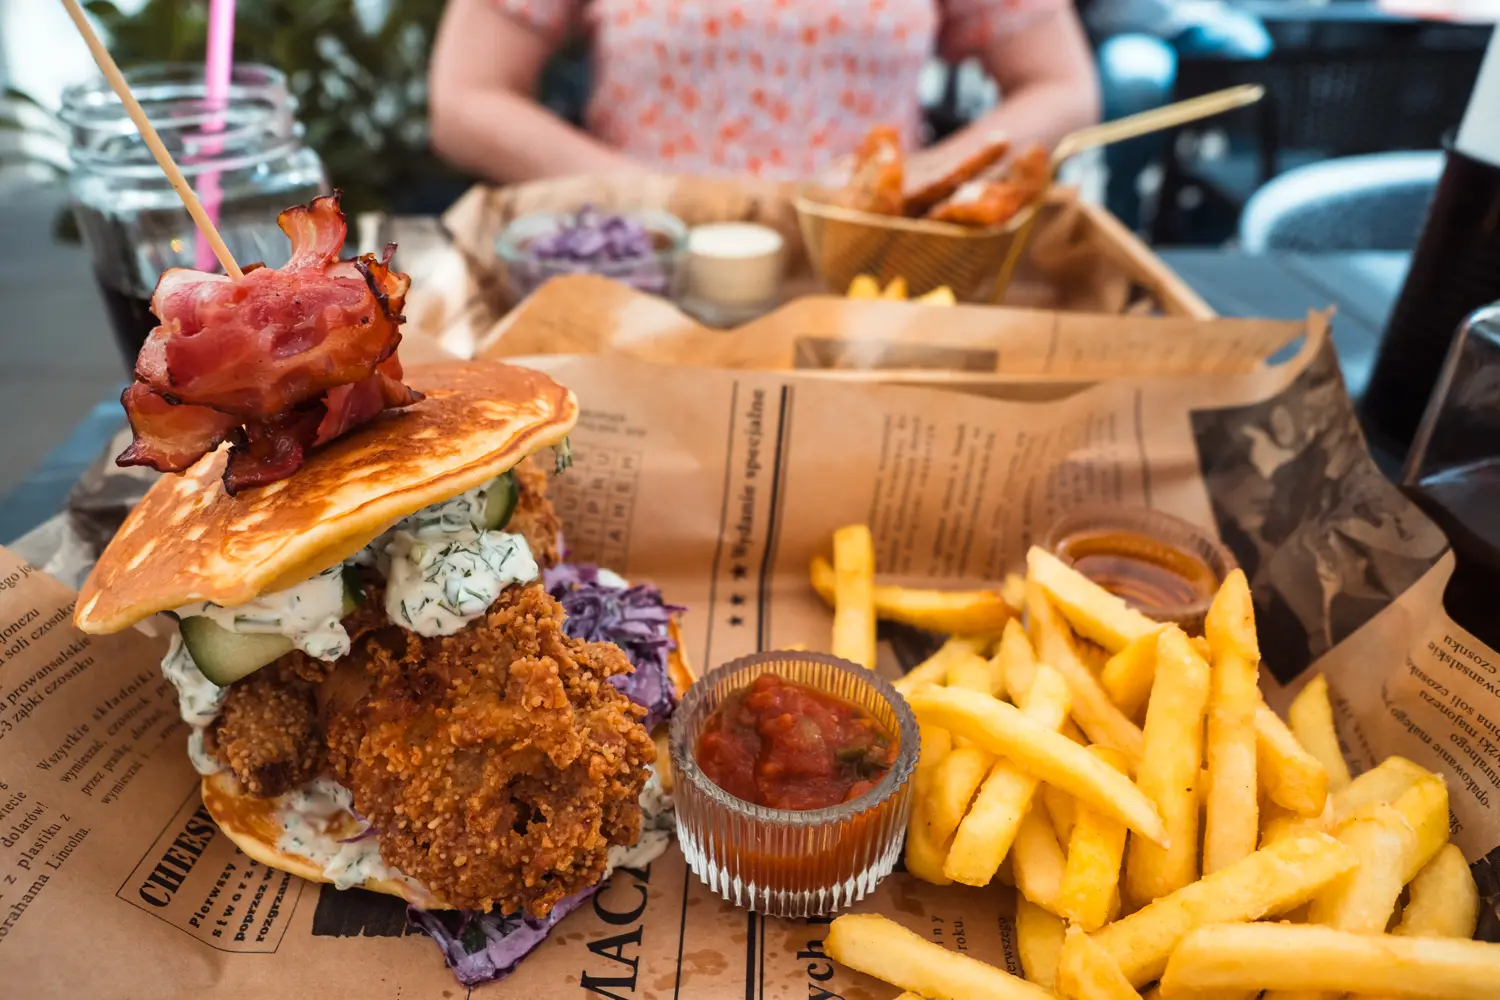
[847,274,958,306]
[810,524,1493,999]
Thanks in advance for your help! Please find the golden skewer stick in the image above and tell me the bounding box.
[59,0,245,280]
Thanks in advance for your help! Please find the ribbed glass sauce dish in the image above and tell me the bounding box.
[670,651,918,917]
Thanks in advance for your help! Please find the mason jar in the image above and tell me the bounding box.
[60,63,328,364]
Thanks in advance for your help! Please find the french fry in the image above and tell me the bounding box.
[905,809,954,886]
[1002,572,1027,611]
[1058,747,1131,931]
[1091,832,1359,987]
[1126,627,1211,909]
[1391,843,1480,939]
[1260,802,1327,848]
[1159,923,1500,999]
[1333,755,1429,819]
[1016,897,1066,990]
[1255,703,1330,817]
[1288,675,1352,791]
[1012,803,1068,916]
[893,635,991,697]
[927,745,994,846]
[881,276,909,300]
[1058,927,1142,1000]
[906,721,953,885]
[906,686,1166,844]
[1310,774,1450,926]
[1042,783,1077,844]
[832,525,877,669]
[946,651,997,748]
[1304,803,1420,937]
[1202,570,1260,873]
[826,913,1054,1000]
[1130,631,1212,903]
[809,555,1016,636]
[1026,582,1144,763]
[995,618,1039,700]
[945,666,1071,885]
[1101,631,1158,721]
[847,274,881,299]
[913,721,953,798]
[947,651,997,696]
[1027,547,1159,653]
[916,285,957,306]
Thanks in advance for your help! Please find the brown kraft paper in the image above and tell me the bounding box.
[1,302,1495,998]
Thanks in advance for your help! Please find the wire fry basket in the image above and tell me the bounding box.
[796,85,1264,305]
[793,191,1034,302]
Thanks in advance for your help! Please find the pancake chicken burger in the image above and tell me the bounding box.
[73,196,686,985]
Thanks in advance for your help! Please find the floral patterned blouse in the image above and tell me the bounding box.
[493,0,1065,180]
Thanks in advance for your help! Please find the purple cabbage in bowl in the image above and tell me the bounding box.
[497,206,687,300]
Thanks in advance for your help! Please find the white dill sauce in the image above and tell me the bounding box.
[275,778,412,891]
[360,483,540,638]
[176,564,352,661]
[160,634,227,727]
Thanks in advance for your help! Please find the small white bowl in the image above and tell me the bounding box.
[683,222,785,323]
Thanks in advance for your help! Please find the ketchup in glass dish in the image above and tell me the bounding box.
[694,673,897,810]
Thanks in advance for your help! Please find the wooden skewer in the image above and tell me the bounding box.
[60,0,244,280]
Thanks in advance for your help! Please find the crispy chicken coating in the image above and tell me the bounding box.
[211,667,323,797]
[325,583,655,914]
[509,457,562,568]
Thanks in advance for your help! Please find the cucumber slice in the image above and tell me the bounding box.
[340,567,365,610]
[179,617,295,687]
[482,471,520,531]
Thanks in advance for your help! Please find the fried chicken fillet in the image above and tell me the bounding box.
[208,459,654,916]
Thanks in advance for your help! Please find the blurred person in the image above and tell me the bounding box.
[428,0,1099,184]
[1085,0,1272,230]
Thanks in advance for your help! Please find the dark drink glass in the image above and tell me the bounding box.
[1401,303,1500,651]
[60,64,327,366]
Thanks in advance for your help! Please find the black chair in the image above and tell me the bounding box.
[1151,41,1487,245]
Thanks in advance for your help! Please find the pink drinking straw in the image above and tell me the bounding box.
[194,0,235,272]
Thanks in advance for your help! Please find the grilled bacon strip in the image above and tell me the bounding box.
[116,194,423,494]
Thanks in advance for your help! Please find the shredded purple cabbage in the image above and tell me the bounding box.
[407,886,598,987]
[514,206,671,296]
[406,563,683,986]
[528,206,654,263]
[543,563,683,731]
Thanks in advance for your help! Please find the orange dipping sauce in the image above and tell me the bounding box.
[1056,529,1220,611]
[695,673,897,810]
